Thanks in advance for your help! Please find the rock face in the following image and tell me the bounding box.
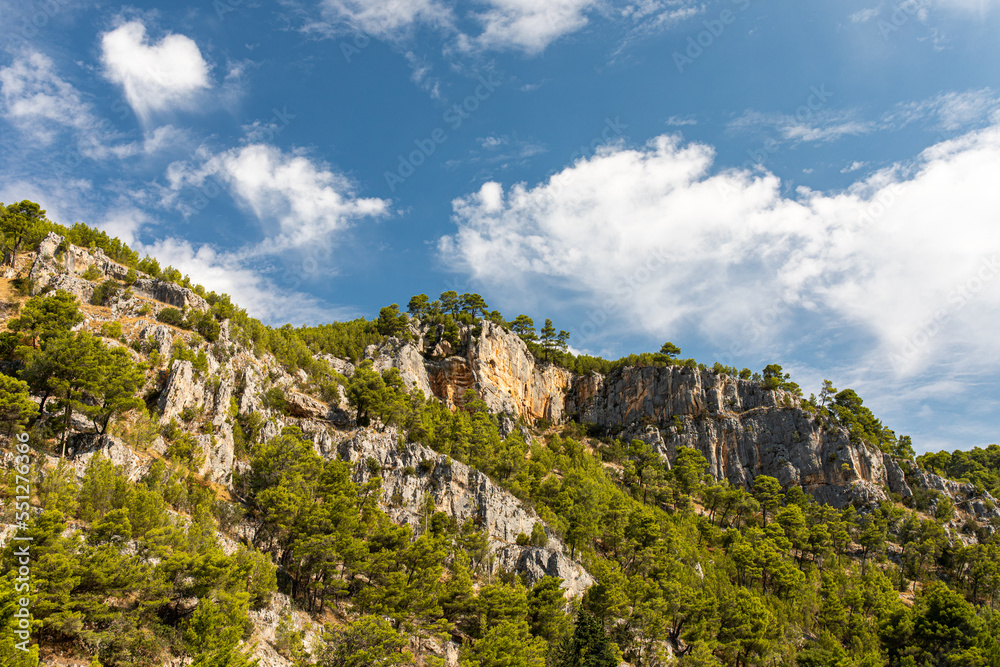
[67,433,150,482]
[374,321,574,422]
[561,365,1000,513]
[158,360,204,421]
[132,278,209,311]
[335,428,594,597]
[570,365,893,507]
[155,358,236,483]
[27,232,209,312]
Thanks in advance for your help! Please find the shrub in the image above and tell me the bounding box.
[91,279,122,306]
[81,264,102,281]
[530,522,549,548]
[100,321,123,339]
[157,307,185,327]
[262,387,288,415]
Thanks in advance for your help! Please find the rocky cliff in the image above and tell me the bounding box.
[334,427,594,596]
[368,320,575,421]
[365,328,999,516]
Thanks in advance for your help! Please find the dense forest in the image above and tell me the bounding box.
[2,201,1000,666]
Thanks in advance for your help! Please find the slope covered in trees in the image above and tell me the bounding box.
[2,203,1000,666]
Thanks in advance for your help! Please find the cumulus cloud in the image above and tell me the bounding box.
[463,0,599,53]
[100,20,211,123]
[165,143,390,252]
[136,236,351,324]
[439,125,1000,385]
[0,51,182,162]
[316,0,668,54]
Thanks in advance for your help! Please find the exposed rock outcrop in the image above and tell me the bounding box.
[372,321,575,421]
[131,278,209,311]
[335,428,594,596]
[67,433,150,482]
[158,360,204,421]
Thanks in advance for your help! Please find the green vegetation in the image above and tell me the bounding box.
[5,293,146,451]
[917,444,1000,496]
[4,202,1000,666]
[0,453,276,666]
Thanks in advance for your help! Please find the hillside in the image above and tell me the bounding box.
[3,215,1000,667]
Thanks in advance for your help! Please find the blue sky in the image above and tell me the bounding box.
[2,0,1000,454]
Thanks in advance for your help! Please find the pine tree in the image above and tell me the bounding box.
[556,612,618,667]
[0,373,38,434]
[1,199,46,265]
[510,315,537,343]
[8,290,84,348]
[540,319,557,361]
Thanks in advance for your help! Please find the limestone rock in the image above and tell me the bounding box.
[240,366,263,415]
[336,428,594,595]
[29,272,95,303]
[579,366,885,506]
[158,360,204,421]
[132,278,209,311]
[368,338,434,397]
[68,433,150,482]
[285,391,329,420]
[139,323,175,359]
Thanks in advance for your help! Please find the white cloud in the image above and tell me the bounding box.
[0,51,182,164]
[465,0,600,53]
[840,160,868,173]
[317,0,453,40]
[883,88,1000,132]
[165,143,390,252]
[0,51,94,145]
[136,236,351,324]
[439,124,1000,386]
[317,0,618,54]
[665,115,698,126]
[100,20,211,123]
[99,206,151,247]
[729,109,875,143]
[614,0,703,51]
[404,51,442,98]
[849,7,882,22]
[479,135,508,149]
